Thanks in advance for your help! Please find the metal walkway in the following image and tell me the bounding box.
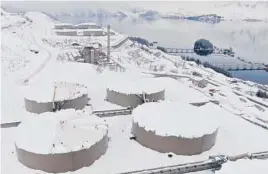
[92,108,133,117]
[165,48,226,55]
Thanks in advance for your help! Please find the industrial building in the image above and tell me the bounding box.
[131,101,218,155]
[54,23,105,36]
[191,77,209,88]
[15,110,108,173]
[54,23,100,30]
[54,23,75,29]
[76,23,100,29]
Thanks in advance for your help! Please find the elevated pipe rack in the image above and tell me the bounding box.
[118,151,268,174]
[118,155,227,174]
[92,108,133,117]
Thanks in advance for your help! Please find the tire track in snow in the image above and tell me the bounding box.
[22,34,53,84]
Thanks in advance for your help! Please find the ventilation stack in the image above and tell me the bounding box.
[107,25,111,62]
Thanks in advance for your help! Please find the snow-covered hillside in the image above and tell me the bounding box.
[2,1,268,22]
[1,8,268,174]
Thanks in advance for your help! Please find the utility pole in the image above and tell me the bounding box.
[107,25,111,62]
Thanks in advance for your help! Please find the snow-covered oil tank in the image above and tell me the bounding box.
[131,101,219,155]
[24,82,88,114]
[15,110,108,173]
[106,78,165,108]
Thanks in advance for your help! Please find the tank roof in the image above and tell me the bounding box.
[132,101,219,138]
[15,109,107,154]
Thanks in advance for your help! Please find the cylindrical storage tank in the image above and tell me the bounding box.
[15,110,108,173]
[24,82,88,114]
[106,78,165,108]
[131,101,219,155]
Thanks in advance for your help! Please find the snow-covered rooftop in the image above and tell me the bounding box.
[54,28,104,32]
[216,159,268,174]
[132,101,219,138]
[24,82,88,102]
[15,109,107,154]
[77,22,97,26]
[54,23,73,26]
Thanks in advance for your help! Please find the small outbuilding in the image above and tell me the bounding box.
[191,77,209,88]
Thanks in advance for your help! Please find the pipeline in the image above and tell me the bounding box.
[92,108,133,117]
[118,155,227,174]
[249,151,268,160]
[118,151,268,174]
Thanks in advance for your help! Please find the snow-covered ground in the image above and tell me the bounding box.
[216,159,268,174]
[1,9,268,174]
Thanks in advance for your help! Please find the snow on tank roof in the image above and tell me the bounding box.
[15,109,108,154]
[107,77,164,95]
[216,159,268,174]
[132,101,219,138]
[24,82,87,103]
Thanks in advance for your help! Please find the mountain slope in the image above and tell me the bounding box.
[2,1,268,22]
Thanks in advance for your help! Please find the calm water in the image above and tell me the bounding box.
[229,70,268,85]
[58,16,268,84]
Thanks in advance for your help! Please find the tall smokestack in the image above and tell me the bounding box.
[107,25,110,62]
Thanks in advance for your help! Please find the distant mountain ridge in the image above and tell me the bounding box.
[2,1,268,23]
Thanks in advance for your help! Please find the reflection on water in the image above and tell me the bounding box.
[230,70,268,85]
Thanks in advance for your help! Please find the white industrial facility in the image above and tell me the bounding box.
[1,8,268,174]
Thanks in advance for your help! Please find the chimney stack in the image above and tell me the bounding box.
[107,25,111,62]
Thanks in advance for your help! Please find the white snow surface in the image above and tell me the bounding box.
[24,81,87,102]
[15,109,107,154]
[132,101,219,138]
[216,159,268,174]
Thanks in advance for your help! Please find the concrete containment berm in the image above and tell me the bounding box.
[131,101,219,155]
[106,78,165,108]
[15,109,108,173]
[24,82,88,114]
